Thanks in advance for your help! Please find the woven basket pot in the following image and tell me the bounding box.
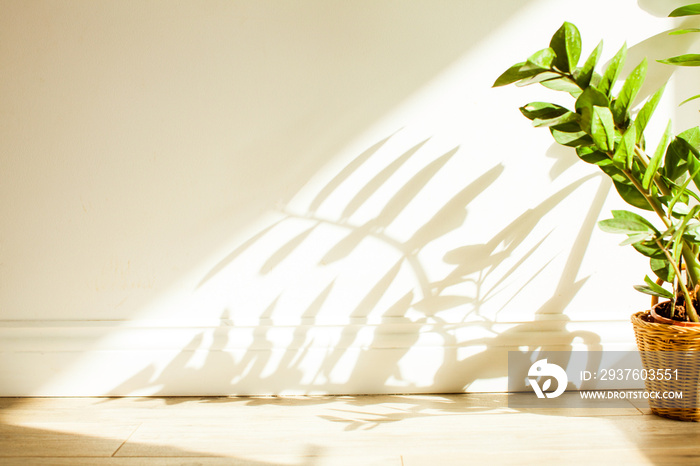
[631,310,700,421]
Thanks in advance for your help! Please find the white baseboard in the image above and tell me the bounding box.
[0,317,638,396]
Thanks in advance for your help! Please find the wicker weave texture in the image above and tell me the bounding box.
[631,311,700,421]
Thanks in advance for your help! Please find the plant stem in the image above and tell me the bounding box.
[621,168,672,228]
[683,246,700,289]
[622,168,700,322]
[659,242,700,322]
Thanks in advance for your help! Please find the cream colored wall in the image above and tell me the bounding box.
[1,0,697,395]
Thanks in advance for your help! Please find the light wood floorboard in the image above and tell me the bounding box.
[1,393,699,465]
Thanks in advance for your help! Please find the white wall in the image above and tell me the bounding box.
[1,0,698,395]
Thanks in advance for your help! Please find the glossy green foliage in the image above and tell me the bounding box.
[670,3,700,16]
[549,22,581,73]
[494,19,700,321]
[659,54,700,66]
[612,59,647,125]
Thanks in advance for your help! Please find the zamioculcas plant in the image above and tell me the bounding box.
[493,21,700,323]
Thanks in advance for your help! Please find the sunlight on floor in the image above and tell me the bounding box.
[3,393,696,465]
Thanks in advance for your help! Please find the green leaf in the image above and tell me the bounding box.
[598,218,646,234]
[575,86,610,111]
[670,28,700,35]
[687,147,700,192]
[540,77,582,94]
[576,145,607,164]
[619,232,654,245]
[522,48,557,71]
[611,209,659,231]
[634,285,674,298]
[633,241,667,259]
[590,106,616,151]
[599,44,627,97]
[672,202,692,216]
[651,258,676,283]
[576,146,628,180]
[575,86,610,134]
[659,54,700,66]
[612,124,636,170]
[549,22,581,73]
[674,205,700,243]
[634,276,674,299]
[680,93,700,105]
[520,102,568,120]
[576,40,604,88]
[670,4,700,17]
[612,59,647,125]
[685,220,700,241]
[534,112,580,127]
[678,126,700,147]
[664,138,690,181]
[514,71,562,87]
[493,62,544,87]
[635,86,665,144]
[613,180,653,210]
[642,120,673,191]
[665,128,700,181]
[598,210,657,234]
[597,159,628,182]
[662,179,696,207]
[520,102,581,127]
[550,127,592,147]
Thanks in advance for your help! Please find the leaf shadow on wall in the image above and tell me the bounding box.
[107,128,610,397]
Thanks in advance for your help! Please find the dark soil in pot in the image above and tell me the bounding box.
[654,299,700,324]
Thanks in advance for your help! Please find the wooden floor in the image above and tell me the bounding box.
[1,393,699,465]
